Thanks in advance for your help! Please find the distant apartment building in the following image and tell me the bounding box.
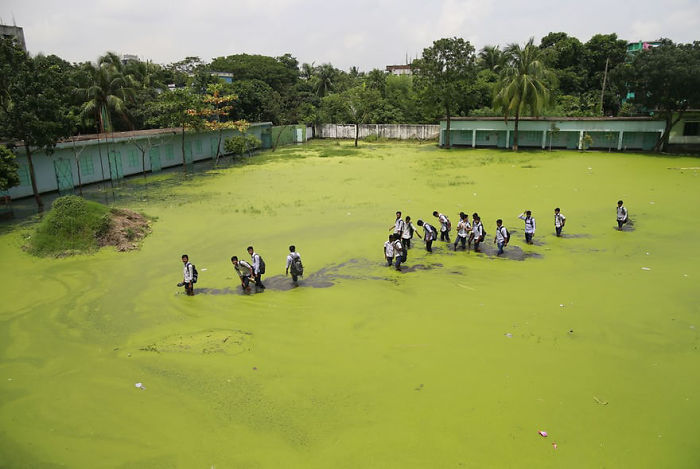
[0,24,26,51]
[210,71,234,83]
[385,65,412,76]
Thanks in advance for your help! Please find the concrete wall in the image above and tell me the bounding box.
[439,118,666,151]
[7,124,272,199]
[319,124,440,140]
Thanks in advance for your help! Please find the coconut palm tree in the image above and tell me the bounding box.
[478,45,506,73]
[313,63,337,97]
[493,38,555,151]
[78,52,137,133]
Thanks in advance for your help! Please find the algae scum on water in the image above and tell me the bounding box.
[1,141,699,468]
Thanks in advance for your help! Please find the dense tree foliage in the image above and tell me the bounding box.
[0,30,697,161]
[620,40,700,150]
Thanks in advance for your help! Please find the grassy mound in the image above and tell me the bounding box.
[28,195,150,256]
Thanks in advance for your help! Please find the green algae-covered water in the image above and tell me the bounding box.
[1,141,699,468]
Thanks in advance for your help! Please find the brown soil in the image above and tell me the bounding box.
[98,208,151,252]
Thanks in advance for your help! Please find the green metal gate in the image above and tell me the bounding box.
[108,151,124,180]
[149,147,161,172]
[53,159,74,193]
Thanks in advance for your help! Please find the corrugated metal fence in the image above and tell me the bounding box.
[319,124,440,140]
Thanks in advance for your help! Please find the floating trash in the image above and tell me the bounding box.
[538,430,548,437]
[560,304,565,307]
[134,382,146,390]
[552,442,558,449]
[201,268,208,271]
[505,333,513,339]
[641,267,651,271]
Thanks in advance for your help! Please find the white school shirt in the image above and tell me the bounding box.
[555,213,566,228]
[183,262,194,282]
[286,252,301,268]
[394,218,405,234]
[384,241,394,257]
[472,222,483,238]
[402,221,414,239]
[251,252,262,274]
[438,213,449,232]
[496,226,508,243]
[519,214,536,233]
[235,260,253,277]
[457,219,471,237]
[424,223,437,240]
[392,239,404,255]
[617,206,627,221]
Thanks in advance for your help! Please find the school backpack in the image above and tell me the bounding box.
[257,255,266,275]
[291,255,304,276]
[480,225,486,242]
[187,262,198,283]
[502,227,510,243]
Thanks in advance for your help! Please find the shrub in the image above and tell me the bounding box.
[224,134,262,156]
[28,195,111,256]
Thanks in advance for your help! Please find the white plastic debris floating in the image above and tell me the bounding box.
[134,382,146,390]
[538,430,548,437]
[641,267,651,271]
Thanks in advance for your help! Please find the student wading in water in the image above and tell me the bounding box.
[231,256,254,292]
[518,210,536,244]
[471,214,484,252]
[453,212,471,251]
[392,234,405,271]
[247,246,266,289]
[285,245,304,282]
[554,208,566,236]
[401,215,420,250]
[384,234,395,266]
[177,254,197,296]
[416,220,437,252]
[390,211,404,237]
[616,200,629,230]
[433,211,451,242]
[494,219,509,256]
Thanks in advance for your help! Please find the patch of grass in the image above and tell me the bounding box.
[27,195,111,257]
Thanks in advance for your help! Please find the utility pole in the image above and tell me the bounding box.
[599,57,610,115]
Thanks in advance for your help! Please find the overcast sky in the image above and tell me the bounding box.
[2,0,698,70]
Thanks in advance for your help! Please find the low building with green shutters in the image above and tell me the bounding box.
[439,117,666,151]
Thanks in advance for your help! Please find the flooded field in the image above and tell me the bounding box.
[1,140,699,467]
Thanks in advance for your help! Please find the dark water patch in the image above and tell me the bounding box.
[560,233,592,239]
[400,263,443,273]
[617,221,636,232]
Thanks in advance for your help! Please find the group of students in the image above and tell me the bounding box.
[178,200,631,292]
[383,200,629,271]
[178,245,304,295]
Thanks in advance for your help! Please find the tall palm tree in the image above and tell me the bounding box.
[78,52,137,133]
[313,63,337,97]
[493,38,555,151]
[478,45,506,73]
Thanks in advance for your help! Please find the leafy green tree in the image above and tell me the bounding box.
[493,38,555,151]
[210,54,298,93]
[196,84,248,163]
[539,32,585,95]
[0,145,19,191]
[77,52,137,133]
[312,63,339,97]
[0,39,73,209]
[624,40,700,151]
[145,88,204,170]
[229,79,282,123]
[478,45,506,73]
[582,34,628,113]
[413,37,477,148]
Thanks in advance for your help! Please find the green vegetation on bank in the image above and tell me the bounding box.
[27,195,111,256]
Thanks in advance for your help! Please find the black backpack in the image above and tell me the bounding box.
[187,262,198,283]
[291,255,303,276]
[480,224,486,241]
[502,227,510,243]
[257,255,266,275]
